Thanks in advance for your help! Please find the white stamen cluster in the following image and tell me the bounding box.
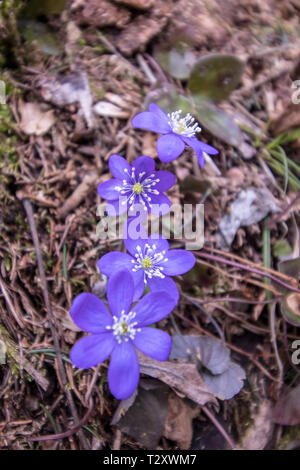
[132,243,168,283]
[168,110,201,137]
[114,167,160,211]
[106,310,141,344]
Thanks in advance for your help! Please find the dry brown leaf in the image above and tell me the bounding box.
[138,352,215,407]
[104,92,131,109]
[217,187,279,248]
[285,293,300,317]
[19,102,55,136]
[39,71,94,128]
[238,399,274,450]
[93,101,129,118]
[271,100,300,135]
[163,393,199,449]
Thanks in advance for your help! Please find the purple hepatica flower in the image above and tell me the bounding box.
[131,103,218,167]
[97,154,175,216]
[98,234,196,303]
[70,269,177,400]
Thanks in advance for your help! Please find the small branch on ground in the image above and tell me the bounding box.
[21,197,90,450]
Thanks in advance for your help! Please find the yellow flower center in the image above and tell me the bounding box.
[168,110,201,137]
[132,182,144,194]
[120,321,128,334]
[176,121,187,135]
[142,256,153,269]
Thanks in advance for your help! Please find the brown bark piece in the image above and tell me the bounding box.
[169,0,228,47]
[117,16,167,55]
[111,0,154,9]
[59,172,98,217]
[75,0,130,28]
[116,0,173,55]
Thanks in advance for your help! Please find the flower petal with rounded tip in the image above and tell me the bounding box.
[148,103,170,124]
[133,327,172,361]
[128,199,149,216]
[107,269,134,317]
[131,111,171,134]
[70,333,115,369]
[109,154,131,180]
[124,216,148,250]
[97,179,122,200]
[163,250,196,276]
[147,275,180,303]
[133,291,177,326]
[157,133,185,162]
[147,193,171,215]
[108,341,140,400]
[70,293,113,333]
[197,149,205,167]
[154,171,176,192]
[183,137,218,167]
[200,141,219,155]
[132,268,146,302]
[133,155,155,178]
[106,198,128,216]
[97,252,133,277]
[124,234,169,257]
[124,236,147,257]
[147,234,169,253]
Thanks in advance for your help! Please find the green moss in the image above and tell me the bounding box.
[0,0,24,67]
[92,44,109,55]
[44,251,53,271]
[15,214,28,231]
[70,279,86,289]
[2,0,21,15]
[22,0,67,17]
[29,251,37,261]
[0,322,24,377]
[0,106,19,197]
[0,105,14,132]
[277,426,300,450]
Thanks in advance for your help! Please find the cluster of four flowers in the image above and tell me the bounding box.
[70,103,218,399]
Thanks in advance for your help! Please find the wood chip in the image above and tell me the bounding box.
[59,172,98,217]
